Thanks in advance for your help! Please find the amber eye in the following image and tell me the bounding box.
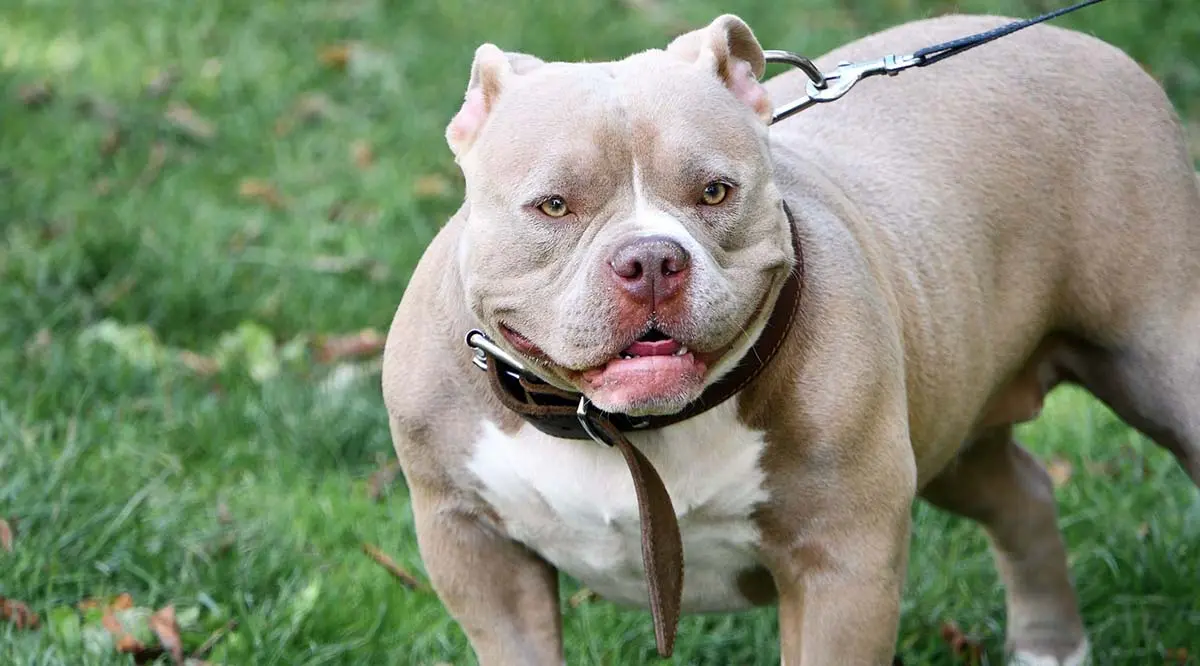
[701,182,729,205]
[538,196,569,218]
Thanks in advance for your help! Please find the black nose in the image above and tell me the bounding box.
[609,235,691,304]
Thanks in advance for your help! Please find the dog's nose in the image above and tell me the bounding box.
[609,235,691,304]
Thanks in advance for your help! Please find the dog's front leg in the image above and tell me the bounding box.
[408,482,564,666]
[760,432,915,666]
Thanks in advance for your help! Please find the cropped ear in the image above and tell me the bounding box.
[446,45,545,158]
[666,15,770,122]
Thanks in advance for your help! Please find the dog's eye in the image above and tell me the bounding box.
[538,196,570,218]
[700,182,729,206]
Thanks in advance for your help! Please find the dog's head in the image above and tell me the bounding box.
[448,15,794,417]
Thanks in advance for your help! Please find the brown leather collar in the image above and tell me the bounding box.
[467,200,804,658]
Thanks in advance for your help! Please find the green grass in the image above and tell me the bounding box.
[2,0,1198,664]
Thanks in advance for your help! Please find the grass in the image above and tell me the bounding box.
[1,0,1198,664]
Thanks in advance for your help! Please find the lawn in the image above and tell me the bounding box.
[1,0,1198,664]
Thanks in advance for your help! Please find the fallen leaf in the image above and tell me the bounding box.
[25,328,51,357]
[145,68,178,98]
[367,461,401,501]
[274,92,334,136]
[178,350,221,377]
[75,95,120,122]
[19,81,53,107]
[315,329,385,364]
[351,139,374,169]
[0,518,11,552]
[1046,457,1073,488]
[111,593,134,611]
[102,609,144,653]
[0,597,40,629]
[237,178,287,210]
[137,142,168,187]
[94,178,114,196]
[1136,522,1151,539]
[413,174,453,199]
[216,502,233,525]
[1166,647,1189,663]
[164,103,217,142]
[318,43,356,70]
[150,606,185,664]
[100,126,123,157]
[568,587,596,608]
[939,621,982,663]
[361,543,428,591]
[1083,459,1117,477]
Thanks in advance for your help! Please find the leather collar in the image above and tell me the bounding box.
[465,200,804,658]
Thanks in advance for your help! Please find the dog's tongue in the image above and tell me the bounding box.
[624,338,681,357]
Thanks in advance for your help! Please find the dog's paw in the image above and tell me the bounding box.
[1009,639,1090,666]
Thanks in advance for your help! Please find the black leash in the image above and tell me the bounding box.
[766,0,1110,124]
[911,0,1109,66]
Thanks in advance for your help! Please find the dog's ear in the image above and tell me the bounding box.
[446,45,545,158]
[666,15,770,122]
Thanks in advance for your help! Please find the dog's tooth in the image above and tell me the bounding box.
[675,346,688,356]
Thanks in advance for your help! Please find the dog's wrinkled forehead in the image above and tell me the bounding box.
[468,56,766,195]
[445,14,773,187]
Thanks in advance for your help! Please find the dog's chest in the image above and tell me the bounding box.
[467,403,772,612]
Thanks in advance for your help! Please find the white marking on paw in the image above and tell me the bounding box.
[1010,639,1090,666]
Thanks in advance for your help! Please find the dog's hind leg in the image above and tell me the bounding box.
[921,427,1089,665]
[1061,312,1200,486]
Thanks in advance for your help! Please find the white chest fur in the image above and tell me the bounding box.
[466,401,771,612]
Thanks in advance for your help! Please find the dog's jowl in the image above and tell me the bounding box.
[382,11,1200,666]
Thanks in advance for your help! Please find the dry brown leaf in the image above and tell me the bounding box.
[94,178,114,197]
[18,81,53,107]
[238,178,288,210]
[367,461,401,501]
[1046,458,1073,488]
[1083,459,1117,478]
[939,621,982,663]
[361,543,428,591]
[568,587,596,608]
[137,143,168,187]
[100,126,124,157]
[25,328,51,357]
[1166,647,1189,663]
[111,592,134,611]
[102,609,145,653]
[319,43,356,70]
[150,605,185,664]
[351,140,374,169]
[165,103,217,142]
[315,329,386,364]
[1136,522,1151,539]
[0,597,39,629]
[217,502,233,525]
[0,518,12,553]
[275,93,334,136]
[413,174,453,199]
[179,350,221,377]
[145,68,178,98]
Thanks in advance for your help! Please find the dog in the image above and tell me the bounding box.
[382,11,1200,665]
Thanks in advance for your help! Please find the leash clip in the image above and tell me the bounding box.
[768,52,919,124]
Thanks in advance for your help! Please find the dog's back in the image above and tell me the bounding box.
[765,14,1200,464]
